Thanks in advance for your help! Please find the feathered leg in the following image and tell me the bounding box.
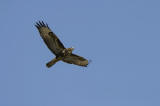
[46,57,62,68]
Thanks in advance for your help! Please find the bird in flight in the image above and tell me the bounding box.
[35,21,89,68]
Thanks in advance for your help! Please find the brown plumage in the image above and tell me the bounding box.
[35,21,89,68]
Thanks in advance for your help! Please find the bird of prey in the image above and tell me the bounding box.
[35,21,89,68]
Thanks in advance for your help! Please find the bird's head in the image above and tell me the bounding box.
[62,47,74,56]
[67,47,74,54]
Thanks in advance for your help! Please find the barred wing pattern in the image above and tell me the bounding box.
[35,21,65,56]
[62,54,88,67]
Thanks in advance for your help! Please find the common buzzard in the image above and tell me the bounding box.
[35,21,89,68]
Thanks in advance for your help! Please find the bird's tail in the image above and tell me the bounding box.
[46,57,61,68]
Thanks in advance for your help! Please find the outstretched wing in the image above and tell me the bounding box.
[62,54,89,67]
[35,21,65,56]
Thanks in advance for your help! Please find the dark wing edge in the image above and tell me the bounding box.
[35,21,50,29]
[62,54,89,67]
[35,21,65,55]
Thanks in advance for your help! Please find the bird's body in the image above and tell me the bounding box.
[35,21,89,68]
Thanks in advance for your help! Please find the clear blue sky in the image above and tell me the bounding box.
[0,0,160,106]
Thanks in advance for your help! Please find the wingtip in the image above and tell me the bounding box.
[85,59,92,67]
[35,21,49,29]
[42,21,45,26]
